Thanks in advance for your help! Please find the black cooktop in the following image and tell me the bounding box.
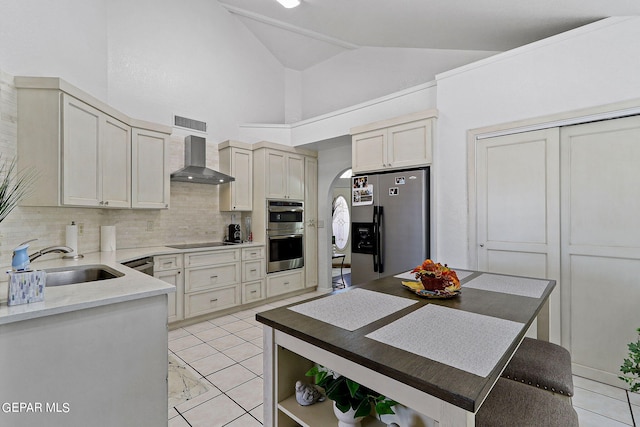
[166,242,237,250]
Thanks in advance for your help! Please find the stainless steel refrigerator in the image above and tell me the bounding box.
[350,168,430,285]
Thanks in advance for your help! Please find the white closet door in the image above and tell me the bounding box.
[476,128,561,341]
[561,115,640,387]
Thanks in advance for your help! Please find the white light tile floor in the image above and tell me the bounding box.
[168,289,638,426]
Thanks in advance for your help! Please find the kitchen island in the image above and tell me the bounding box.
[257,269,555,426]
[0,251,174,427]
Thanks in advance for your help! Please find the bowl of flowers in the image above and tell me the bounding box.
[410,259,461,294]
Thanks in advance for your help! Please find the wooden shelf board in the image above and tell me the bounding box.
[278,394,385,427]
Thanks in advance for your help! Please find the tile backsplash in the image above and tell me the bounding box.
[0,70,236,268]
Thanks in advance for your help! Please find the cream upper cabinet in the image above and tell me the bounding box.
[45,93,130,208]
[15,77,171,209]
[219,140,253,211]
[131,128,170,209]
[351,110,437,174]
[265,149,305,200]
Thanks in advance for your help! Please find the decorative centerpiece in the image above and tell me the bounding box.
[401,259,461,298]
[411,259,460,291]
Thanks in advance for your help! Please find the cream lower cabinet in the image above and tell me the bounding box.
[267,269,305,298]
[242,246,266,303]
[351,110,437,174]
[154,254,184,323]
[184,249,242,318]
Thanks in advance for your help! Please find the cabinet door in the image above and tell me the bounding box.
[132,128,169,209]
[265,150,287,199]
[231,148,253,210]
[62,94,101,206]
[287,154,305,200]
[387,119,433,169]
[352,129,386,174]
[154,269,184,323]
[101,116,131,208]
[304,157,318,288]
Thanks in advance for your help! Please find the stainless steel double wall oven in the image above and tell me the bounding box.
[266,200,304,273]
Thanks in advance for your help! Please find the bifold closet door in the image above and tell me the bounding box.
[476,128,561,341]
[561,115,640,387]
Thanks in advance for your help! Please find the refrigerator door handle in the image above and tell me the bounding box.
[372,206,379,272]
[377,206,384,273]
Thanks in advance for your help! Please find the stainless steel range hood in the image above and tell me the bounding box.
[170,136,235,184]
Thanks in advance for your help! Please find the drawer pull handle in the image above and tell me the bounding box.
[210,298,218,303]
[284,281,290,285]
[250,290,257,294]
[250,252,257,256]
[250,269,257,272]
[163,262,172,267]
[210,275,218,280]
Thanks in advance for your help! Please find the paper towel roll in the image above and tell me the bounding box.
[100,226,116,252]
[66,223,78,256]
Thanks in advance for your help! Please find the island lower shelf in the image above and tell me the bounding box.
[278,394,385,427]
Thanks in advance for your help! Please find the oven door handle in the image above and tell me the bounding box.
[268,207,304,213]
[268,234,303,240]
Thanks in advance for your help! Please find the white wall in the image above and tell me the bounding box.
[300,46,497,119]
[0,0,109,100]
[106,0,286,140]
[434,17,640,268]
[1,0,286,141]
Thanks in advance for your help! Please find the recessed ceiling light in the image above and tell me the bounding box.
[276,0,300,8]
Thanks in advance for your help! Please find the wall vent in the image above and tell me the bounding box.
[174,115,207,133]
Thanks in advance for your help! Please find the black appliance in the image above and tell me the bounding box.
[228,224,242,243]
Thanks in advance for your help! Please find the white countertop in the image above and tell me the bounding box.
[0,242,264,325]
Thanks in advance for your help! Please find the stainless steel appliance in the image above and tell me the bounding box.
[266,200,304,273]
[170,135,235,184]
[351,168,430,285]
[122,256,154,276]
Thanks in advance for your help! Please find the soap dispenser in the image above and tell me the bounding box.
[12,242,31,271]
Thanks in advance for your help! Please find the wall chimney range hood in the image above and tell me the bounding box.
[170,136,234,184]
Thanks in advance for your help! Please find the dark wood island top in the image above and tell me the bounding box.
[257,269,555,418]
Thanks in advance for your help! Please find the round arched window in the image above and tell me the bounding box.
[332,195,350,251]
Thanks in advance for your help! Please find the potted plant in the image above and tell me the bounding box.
[0,156,36,224]
[619,327,640,392]
[305,364,397,425]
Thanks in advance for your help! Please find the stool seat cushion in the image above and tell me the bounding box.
[502,337,574,396]
[477,378,579,427]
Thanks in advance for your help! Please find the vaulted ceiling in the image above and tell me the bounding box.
[219,0,640,70]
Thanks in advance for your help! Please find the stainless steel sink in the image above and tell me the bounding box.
[43,265,124,287]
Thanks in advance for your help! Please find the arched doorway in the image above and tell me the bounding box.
[330,168,352,288]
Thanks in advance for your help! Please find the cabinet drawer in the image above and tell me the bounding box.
[184,249,240,268]
[267,270,304,298]
[242,280,265,303]
[242,246,264,260]
[243,259,265,282]
[184,285,241,318]
[185,263,240,293]
[154,254,183,271]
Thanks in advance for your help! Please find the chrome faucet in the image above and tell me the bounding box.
[29,246,74,262]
